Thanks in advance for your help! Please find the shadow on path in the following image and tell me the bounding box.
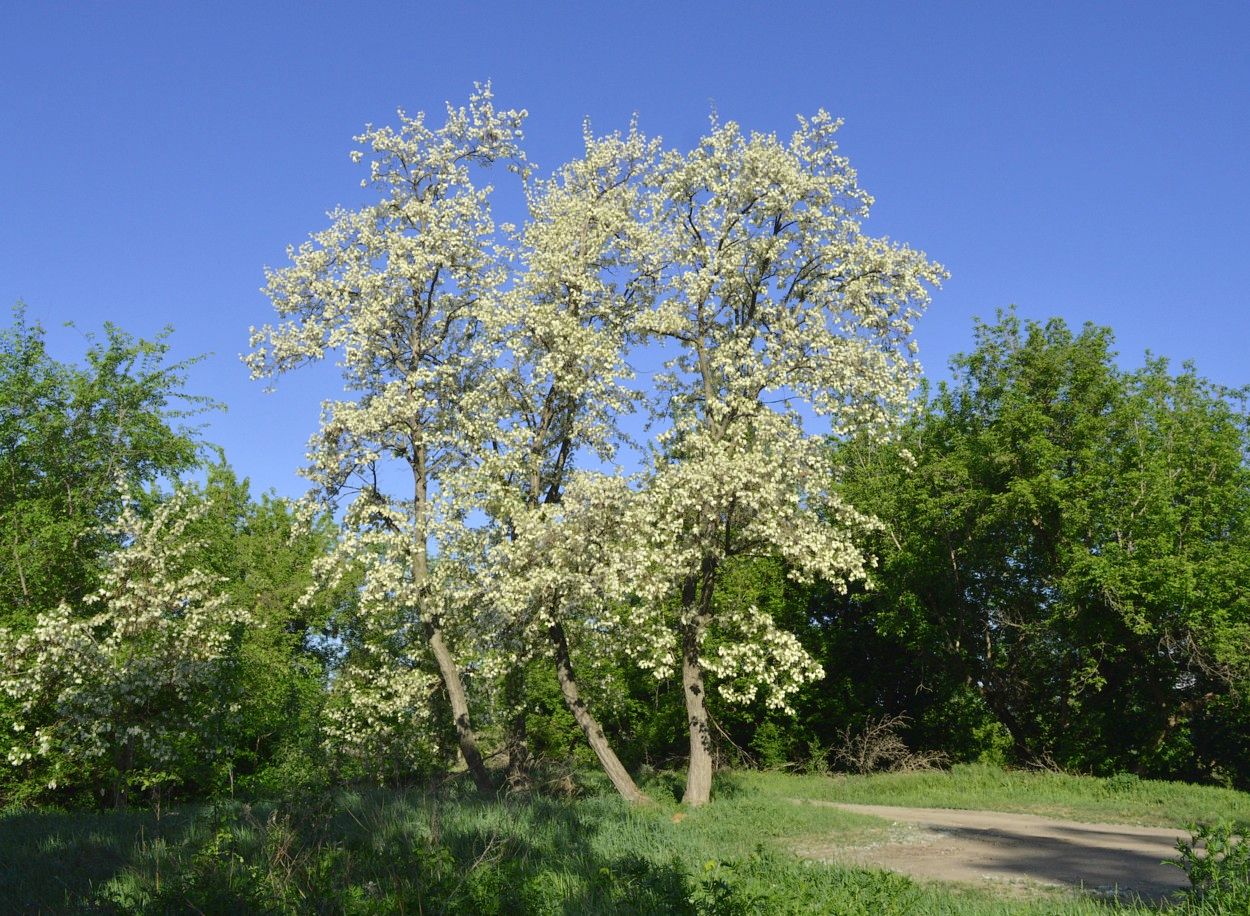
[800,801,1189,904]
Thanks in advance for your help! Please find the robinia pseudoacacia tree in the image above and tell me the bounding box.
[465,123,660,803]
[249,87,942,804]
[0,491,247,807]
[247,87,527,793]
[625,112,945,804]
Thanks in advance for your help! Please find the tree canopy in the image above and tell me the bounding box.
[246,88,943,804]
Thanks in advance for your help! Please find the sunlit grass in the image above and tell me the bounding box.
[744,763,1250,828]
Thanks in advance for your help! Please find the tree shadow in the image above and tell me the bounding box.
[895,822,1188,905]
[0,806,198,912]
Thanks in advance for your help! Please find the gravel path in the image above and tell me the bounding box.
[793,802,1192,903]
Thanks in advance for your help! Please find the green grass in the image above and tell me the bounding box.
[742,764,1250,828]
[2,766,1244,913]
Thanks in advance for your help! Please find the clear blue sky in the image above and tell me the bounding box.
[4,1,1247,499]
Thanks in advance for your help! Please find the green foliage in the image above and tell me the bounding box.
[1172,821,1250,913]
[89,792,698,914]
[171,465,346,799]
[0,304,211,623]
[829,309,1250,784]
[0,307,217,805]
[689,848,926,915]
[0,307,347,807]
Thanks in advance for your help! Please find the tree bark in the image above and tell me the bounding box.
[9,531,29,600]
[502,665,532,793]
[426,622,494,794]
[549,621,651,804]
[681,620,714,806]
[681,564,716,807]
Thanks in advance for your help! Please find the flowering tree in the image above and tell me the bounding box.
[628,113,945,804]
[246,86,527,793]
[0,492,247,807]
[466,124,659,802]
[250,92,940,805]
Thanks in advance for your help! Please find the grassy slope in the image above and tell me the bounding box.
[3,767,1245,913]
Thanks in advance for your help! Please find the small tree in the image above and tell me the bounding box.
[0,491,247,807]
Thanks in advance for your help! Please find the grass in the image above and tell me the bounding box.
[742,764,1250,828]
[1,767,1245,913]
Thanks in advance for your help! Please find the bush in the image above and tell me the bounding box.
[1173,821,1250,913]
[831,714,948,775]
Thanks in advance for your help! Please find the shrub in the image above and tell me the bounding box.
[1173,821,1250,913]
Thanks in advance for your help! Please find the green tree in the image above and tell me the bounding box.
[176,464,349,797]
[834,311,1250,783]
[0,305,210,626]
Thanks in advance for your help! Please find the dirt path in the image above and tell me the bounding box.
[791,802,1191,903]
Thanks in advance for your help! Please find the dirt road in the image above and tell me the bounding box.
[792,802,1192,903]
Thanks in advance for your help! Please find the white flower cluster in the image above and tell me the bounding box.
[321,657,443,777]
[0,492,247,780]
[701,604,824,712]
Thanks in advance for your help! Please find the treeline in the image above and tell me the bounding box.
[0,311,348,807]
[2,91,1247,810]
[507,310,1250,790]
[2,304,1246,810]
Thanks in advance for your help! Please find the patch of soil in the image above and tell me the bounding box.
[792,801,1191,903]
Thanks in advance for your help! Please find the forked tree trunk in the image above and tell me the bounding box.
[681,564,716,806]
[426,622,494,794]
[549,621,651,804]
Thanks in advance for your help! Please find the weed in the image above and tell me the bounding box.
[1172,821,1249,913]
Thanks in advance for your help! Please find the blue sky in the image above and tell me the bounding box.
[4,2,1247,499]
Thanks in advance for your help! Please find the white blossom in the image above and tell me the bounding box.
[0,492,248,784]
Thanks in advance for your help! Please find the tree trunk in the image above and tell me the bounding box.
[549,621,651,804]
[427,622,494,794]
[681,564,716,807]
[681,616,714,806]
[412,452,492,794]
[112,734,135,809]
[502,665,532,793]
